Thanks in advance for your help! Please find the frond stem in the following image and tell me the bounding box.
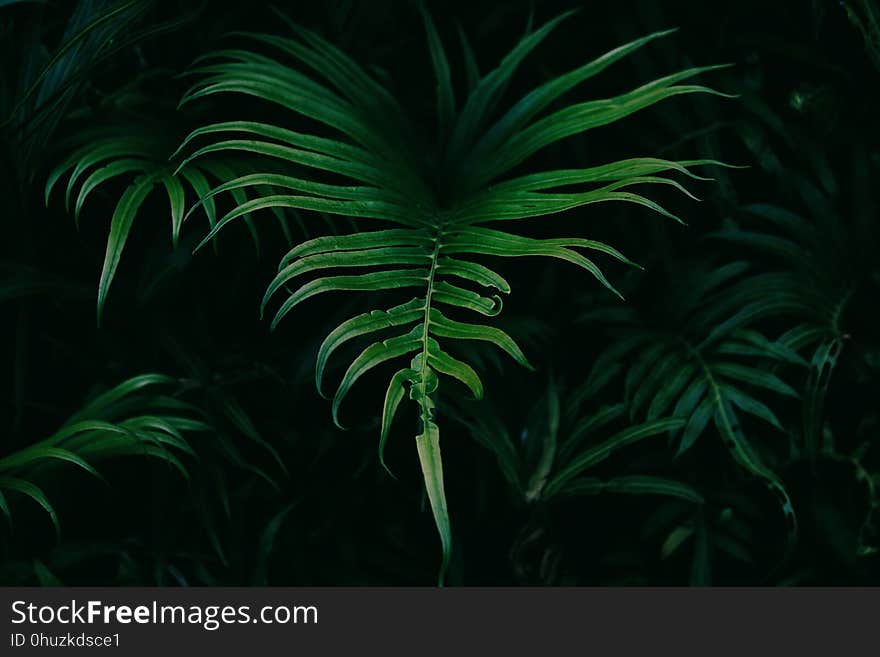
[416,220,446,428]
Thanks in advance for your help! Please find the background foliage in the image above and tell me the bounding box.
[1,0,878,585]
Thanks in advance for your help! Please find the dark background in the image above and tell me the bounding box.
[1,0,878,585]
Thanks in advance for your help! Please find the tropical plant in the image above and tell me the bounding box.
[462,379,700,507]
[581,258,802,546]
[0,373,206,534]
[0,0,194,184]
[43,100,303,322]
[7,0,876,587]
[122,9,729,581]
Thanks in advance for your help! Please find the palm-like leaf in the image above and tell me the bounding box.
[710,204,856,456]
[716,95,879,454]
[460,380,702,507]
[167,11,725,580]
[44,116,286,322]
[583,259,803,546]
[0,373,208,535]
[0,0,191,176]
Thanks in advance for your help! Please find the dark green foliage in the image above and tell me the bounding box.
[0,374,207,535]
[1,0,878,585]
[164,12,727,579]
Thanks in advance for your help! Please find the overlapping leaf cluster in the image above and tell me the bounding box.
[0,374,207,534]
[582,260,802,546]
[164,10,726,578]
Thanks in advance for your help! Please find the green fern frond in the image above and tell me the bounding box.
[44,118,298,323]
[166,11,723,582]
[0,373,207,535]
[584,259,802,548]
[0,0,196,174]
[458,380,701,507]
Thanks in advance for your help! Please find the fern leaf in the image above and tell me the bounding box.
[168,12,723,580]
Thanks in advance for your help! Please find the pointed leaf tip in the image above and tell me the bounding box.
[416,421,451,585]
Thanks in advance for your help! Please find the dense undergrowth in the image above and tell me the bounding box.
[1,0,878,585]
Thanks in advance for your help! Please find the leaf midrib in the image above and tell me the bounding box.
[417,220,446,428]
